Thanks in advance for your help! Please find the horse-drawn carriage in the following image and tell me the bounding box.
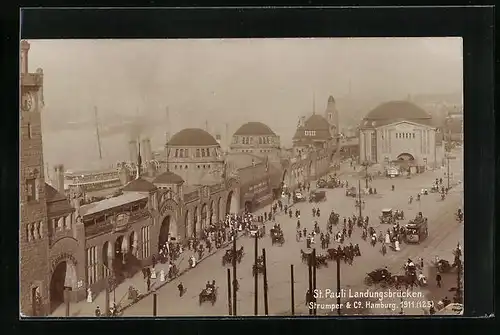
[309,190,326,203]
[379,208,394,224]
[345,186,357,197]
[300,249,328,268]
[404,219,428,243]
[293,191,306,203]
[199,286,217,305]
[270,228,285,246]
[222,247,244,266]
[249,223,265,238]
[253,255,265,276]
[364,268,392,287]
[433,258,456,273]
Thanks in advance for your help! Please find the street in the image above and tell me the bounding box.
[123,151,463,316]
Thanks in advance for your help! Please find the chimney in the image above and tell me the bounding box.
[141,138,152,162]
[20,40,30,74]
[54,164,65,194]
[129,139,138,163]
[72,197,81,217]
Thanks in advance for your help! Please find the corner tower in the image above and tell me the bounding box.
[20,40,51,316]
[324,95,339,137]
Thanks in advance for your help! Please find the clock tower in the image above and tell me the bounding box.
[20,40,50,316]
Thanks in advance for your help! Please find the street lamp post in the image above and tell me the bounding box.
[357,179,363,219]
[363,161,369,189]
[454,243,463,304]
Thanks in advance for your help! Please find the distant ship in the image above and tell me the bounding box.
[64,168,122,194]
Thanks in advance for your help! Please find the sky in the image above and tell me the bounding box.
[26,38,463,172]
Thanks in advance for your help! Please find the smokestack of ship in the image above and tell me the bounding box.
[141,137,152,161]
[129,139,138,163]
[53,164,65,194]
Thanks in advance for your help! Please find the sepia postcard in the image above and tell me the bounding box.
[20,37,464,317]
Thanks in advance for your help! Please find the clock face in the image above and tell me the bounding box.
[21,92,33,112]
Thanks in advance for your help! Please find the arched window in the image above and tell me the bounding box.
[259,137,262,144]
[180,149,184,157]
[196,149,200,157]
[185,149,189,157]
[175,149,179,157]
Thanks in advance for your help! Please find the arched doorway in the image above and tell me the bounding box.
[244,201,253,213]
[158,216,171,251]
[129,231,138,256]
[217,197,222,221]
[184,210,189,240]
[209,200,215,225]
[200,204,208,231]
[397,153,415,161]
[49,259,77,313]
[102,241,112,278]
[308,160,314,179]
[49,261,67,312]
[282,169,288,187]
[226,190,239,215]
[114,235,126,266]
[192,207,198,237]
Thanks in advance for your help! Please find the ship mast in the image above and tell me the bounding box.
[94,106,103,160]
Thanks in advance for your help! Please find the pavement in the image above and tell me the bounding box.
[120,151,463,317]
[53,151,464,317]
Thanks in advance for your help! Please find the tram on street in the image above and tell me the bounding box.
[404,219,429,243]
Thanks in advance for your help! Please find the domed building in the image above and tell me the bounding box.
[230,121,281,158]
[165,128,224,185]
[359,100,444,169]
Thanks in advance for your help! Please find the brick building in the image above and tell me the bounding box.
[20,41,339,316]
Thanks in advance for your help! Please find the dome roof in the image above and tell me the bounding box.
[168,128,219,146]
[364,101,431,121]
[305,114,330,130]
[233,122,276,136]
[153,171,184,185]
[122,177,157,192]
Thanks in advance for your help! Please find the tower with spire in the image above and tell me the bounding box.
[324,95,339,137]
[136,142,142,179]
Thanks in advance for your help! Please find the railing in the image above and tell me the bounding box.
[183,190,199,203]
[85,209,151,238]
[129,209,150,222]
[209,183,224,194]
[85,223,114,237]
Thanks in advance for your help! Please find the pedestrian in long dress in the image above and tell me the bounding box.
[87,288,93,303]
[159,269,166,282]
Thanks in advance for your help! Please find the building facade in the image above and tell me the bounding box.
[359,101,444,168]
[20,42,341,316]
[164,128,225,185]
[292,96,339,155]
[230,122,281,158]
